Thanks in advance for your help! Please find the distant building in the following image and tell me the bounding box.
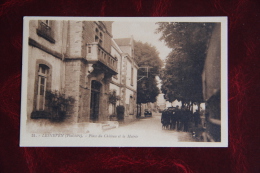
[113,37,138,119]
[157,93,166,105]
[156,93,166,111]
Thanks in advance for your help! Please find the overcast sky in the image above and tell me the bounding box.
[112,21,171,62]
[112,21,170,89]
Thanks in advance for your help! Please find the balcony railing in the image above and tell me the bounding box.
[86,43,118,73]
[36,21,55,43]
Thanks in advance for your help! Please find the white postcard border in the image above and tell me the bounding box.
[20,16,228,147]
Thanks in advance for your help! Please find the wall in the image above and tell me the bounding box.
[109,40,122,115]
[27,20,66,120]
[124,57,137,116]
[66,21,83,58]
[27,47,65,119]
[110,42,122,85]
[78,62,89,122]
[27,20,136,123]
[202,23,221,101]
[29,20,65,54]
[83,21,113,54]
[119,46,132,57]
[82,21,95,58]
[64,60,82,123]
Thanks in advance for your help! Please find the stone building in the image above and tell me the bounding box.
[109,37,138,120]
[27,20,136,124]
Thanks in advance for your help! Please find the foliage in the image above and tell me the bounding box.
[137,76,160,104]
[134,41,163,104]
[156,22,215,104]
[31,110,51,119]
[45,90,75,121]
[134,41,163,75]
[108,90,120,105]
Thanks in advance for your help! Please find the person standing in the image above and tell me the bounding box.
[161,109,170,129]
[177,107,185,131]
[183,107,190,132]
[171,106,179,130]
[194,110,200,127]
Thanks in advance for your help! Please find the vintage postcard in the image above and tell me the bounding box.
[20,17,228,147]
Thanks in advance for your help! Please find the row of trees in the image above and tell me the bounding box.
[156,22,215,108]
[111,22,215,115]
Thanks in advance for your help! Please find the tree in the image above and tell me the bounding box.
[108,90,120,105]
[45,90,75,122]
[137,75,160,104]
[108,90,120,116]
[156,22,214,107]
[134,41,163,105]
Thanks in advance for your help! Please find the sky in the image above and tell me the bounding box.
[112,21,171,62]
[112,21,172,91]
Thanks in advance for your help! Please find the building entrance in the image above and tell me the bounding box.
[90,80,102,122]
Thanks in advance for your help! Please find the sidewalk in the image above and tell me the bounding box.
[27,119,119,134]
[117,116,140,127]
[188,122,205,142]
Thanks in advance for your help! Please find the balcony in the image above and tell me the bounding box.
[86,43,118,74]
[36,21,55,43]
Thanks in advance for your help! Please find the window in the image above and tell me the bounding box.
[99,32,103,45]
[36,20,55,43]
[36,64,49,111]
[95,35,99,42]
[95,27,103,46]
[88,46,92,53]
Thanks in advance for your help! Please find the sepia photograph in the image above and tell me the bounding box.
[20,17,227,147]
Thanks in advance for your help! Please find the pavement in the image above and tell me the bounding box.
[104,112,198,143]
[26,112,204,143]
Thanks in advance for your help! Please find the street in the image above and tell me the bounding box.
[103,112,196,143]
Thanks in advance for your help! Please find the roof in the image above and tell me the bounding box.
[114,38,132,46]
[111,39,123,54]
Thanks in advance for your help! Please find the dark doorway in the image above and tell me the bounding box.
[90,80,102,122]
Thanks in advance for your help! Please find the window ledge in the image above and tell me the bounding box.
[37,29,56,43]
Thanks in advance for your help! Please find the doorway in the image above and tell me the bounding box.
[90,80,102,122]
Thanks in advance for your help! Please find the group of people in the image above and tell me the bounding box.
[161,106,200,132]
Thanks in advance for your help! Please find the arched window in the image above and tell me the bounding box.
[36,64,50,111]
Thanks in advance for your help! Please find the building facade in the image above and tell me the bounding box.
[109,37,138,120]
[202,23,221,142]
[27,20,137,124]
